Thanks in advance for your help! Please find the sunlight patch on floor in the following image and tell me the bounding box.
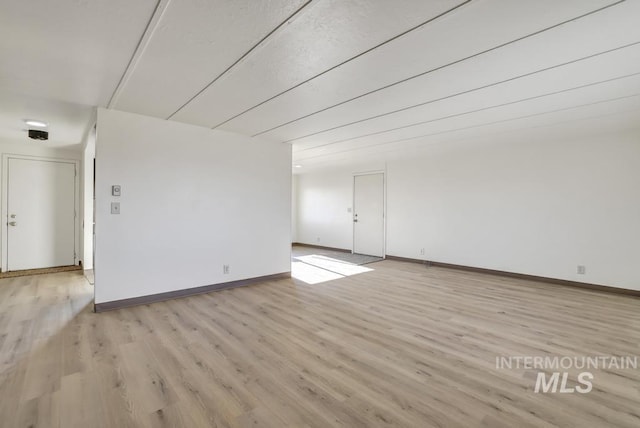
[291,255,374,285]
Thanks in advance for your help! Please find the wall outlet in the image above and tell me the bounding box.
[223,264,230,274]
[577,265,586,275]
[110,202,120,214]
[316,237,320,243]
[419,248,425,256]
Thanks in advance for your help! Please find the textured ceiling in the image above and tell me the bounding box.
[1,0,638,163]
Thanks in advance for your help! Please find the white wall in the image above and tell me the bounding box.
[94,108,291,304]
[291,174,298,242]
[81,128,95,270]
[296,170,354,250]
[0,140,81,160]
[295,131,640,290]
[0,140,82,269]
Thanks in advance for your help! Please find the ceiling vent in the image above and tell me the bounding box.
[28,129,48,140]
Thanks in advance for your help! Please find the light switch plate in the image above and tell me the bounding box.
[111,202,120,214]
[112,185,121,196]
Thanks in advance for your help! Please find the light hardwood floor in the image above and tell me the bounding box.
[1,259,639,427]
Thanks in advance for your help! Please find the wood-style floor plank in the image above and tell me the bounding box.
[1,256,639,427]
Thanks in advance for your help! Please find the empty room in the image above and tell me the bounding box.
[1,0,639,427]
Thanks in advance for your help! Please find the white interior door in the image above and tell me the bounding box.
[353,173,384,257]
[7,158,76,271]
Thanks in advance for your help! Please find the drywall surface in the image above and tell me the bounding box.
[296,170,354,250]
[295,131,640,290]
[386,132,640,289]
[0,140,81,160]
[81,128,95,270]
[94,108,291,303]
[291,174,298,243]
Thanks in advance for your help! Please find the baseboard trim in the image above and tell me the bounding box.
[385,255,640,298]
[292,243,352,253]
[94,271,291,312]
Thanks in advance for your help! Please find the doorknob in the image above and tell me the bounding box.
[353,219,358,223]
[10,214,16,218]
[8,221,17,226]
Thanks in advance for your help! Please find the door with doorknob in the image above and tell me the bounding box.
[353,173,384,257]
[6,158,76,271]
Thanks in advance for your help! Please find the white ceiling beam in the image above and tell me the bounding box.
[107,0,173,109]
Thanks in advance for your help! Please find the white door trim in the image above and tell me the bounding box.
[352,170,386,258]
[1,154,80,272]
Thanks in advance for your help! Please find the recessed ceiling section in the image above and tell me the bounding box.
[0,0,158,107]
[111,0,308,119]
[171,0,468,128]
[218,0,620,138]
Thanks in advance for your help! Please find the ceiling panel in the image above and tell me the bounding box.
[1,0,637,161]
[292,42,640,152]
[171,0,467,127]
[294,101,640,171]
[219,0,620,138]
[0,0,157,107]
[111,0,307,119]
[293,83,640,161]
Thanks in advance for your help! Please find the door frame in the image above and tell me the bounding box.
[1,154,81,272]
[352,170,386,258]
